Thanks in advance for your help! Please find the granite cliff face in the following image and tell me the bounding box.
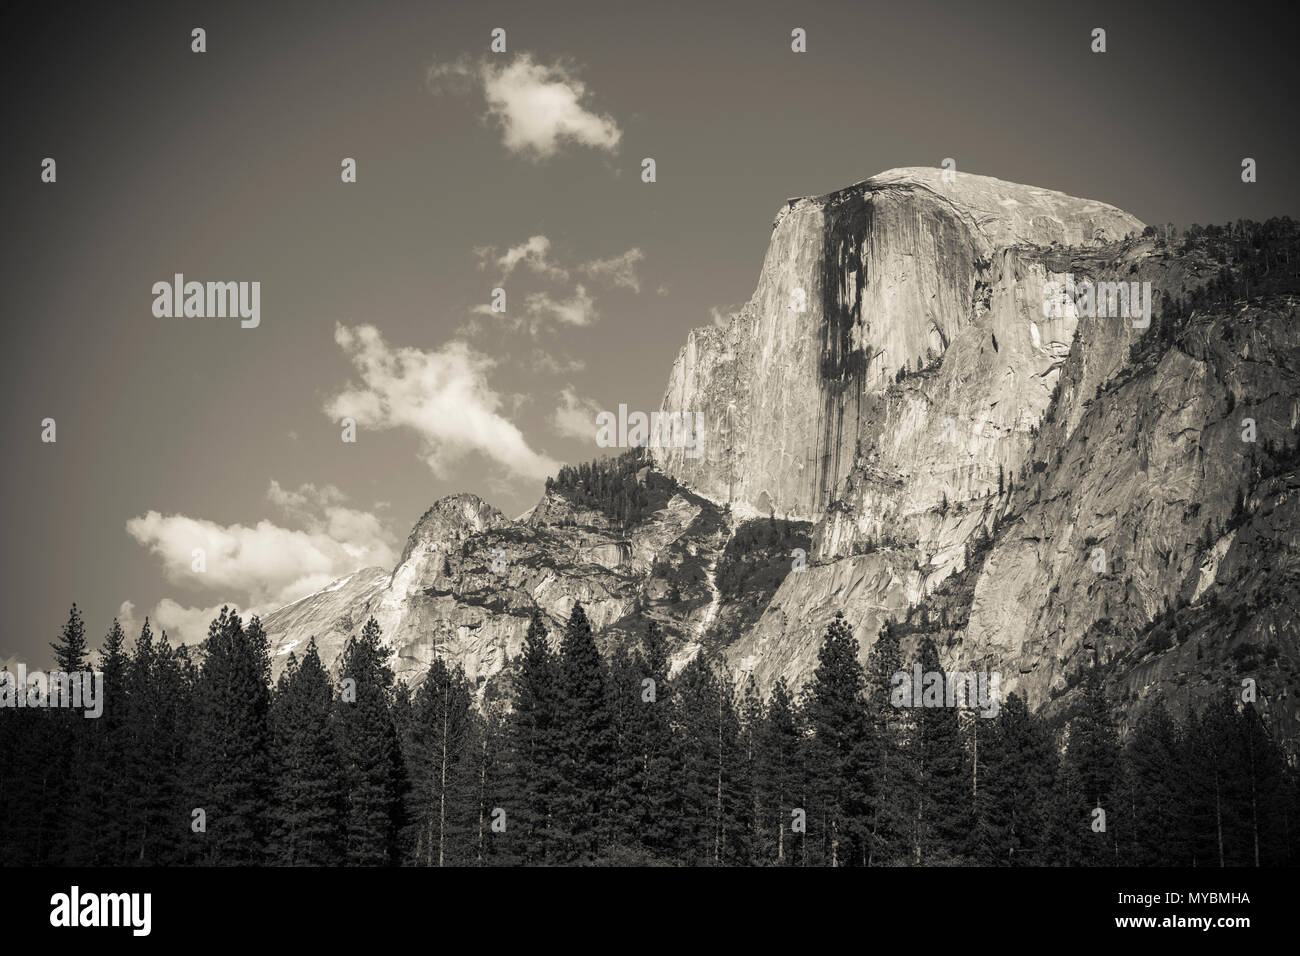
[263,168,1300,736]
[653,167,1142,521]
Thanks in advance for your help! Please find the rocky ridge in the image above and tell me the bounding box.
[262,168,1300,738]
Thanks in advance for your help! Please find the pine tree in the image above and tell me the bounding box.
[269,639,344,864]
[972,692,1054,865]
[404,656,472,866]
[122,620,163,863]
[720,666,753,864]
[463,702,510,865]
[1118,702,1183,865]
[909,636,971,863]
[43,605,92,864]
[0,698,59,863]
[50,603,89,673]
[674,653,747,865]
[189,610,272,865]
[553,601,614,861]
[1062,662,1121,865]
[501,609,560,862]
[1236,703,1290,866]
[862,621,911,865]
[803,614,872,866]
[335,617,404,866]
[604,643,643,855]
[737,677,764,865]
[754,678,804,865]
[80,619,131,864]
[628,619,679,859]
[146,634,194,864]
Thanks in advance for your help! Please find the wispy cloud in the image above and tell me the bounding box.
[532,349,586,375]
[581,247,645,292]
[524,285,598,327]
[552,386,604,442]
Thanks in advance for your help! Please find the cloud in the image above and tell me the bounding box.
[531,349,586,374]
[467,238,642,334]
[265,481,399,566]
[581,248,645,292]
[475,235,568,281]
[552,386,604,442]
[150,600,237,646]
[126,481,400,617]
[524,284,597,327]
[135,599,287,648]
[115,600,139,641]
[326,323,559,481]
[429,53,622,160]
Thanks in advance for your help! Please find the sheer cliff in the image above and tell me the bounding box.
[652,167,1142,521]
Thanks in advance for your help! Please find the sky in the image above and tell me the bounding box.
[3,0,1297,665]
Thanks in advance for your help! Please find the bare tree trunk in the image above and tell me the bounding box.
[915,743,925,865]
[714,686,723,865]
[1215,776,1224,868]
[439,681,449,868]
[477,736,487,865]
[1247,731,1260,867]
[778,782,785,863]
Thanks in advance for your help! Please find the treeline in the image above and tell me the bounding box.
[1170,219,1300,331]
[2,605,1297,866]
[544,449,675,528]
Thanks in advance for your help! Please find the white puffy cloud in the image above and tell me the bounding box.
[581,248,645,292]
[429,53,622,160]
[325,323,559,481]
[132,598,295,648]
[126,481,399,618]
[552,386,605,442]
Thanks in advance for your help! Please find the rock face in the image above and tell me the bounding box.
[262,167,1299,738]
[653,167,1142,521]
[263,483,737,692]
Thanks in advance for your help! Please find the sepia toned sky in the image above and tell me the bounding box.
[3,0,1297,664]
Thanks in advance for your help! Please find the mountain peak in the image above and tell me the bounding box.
[405,493,508,554]
[780,166,1145,248]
